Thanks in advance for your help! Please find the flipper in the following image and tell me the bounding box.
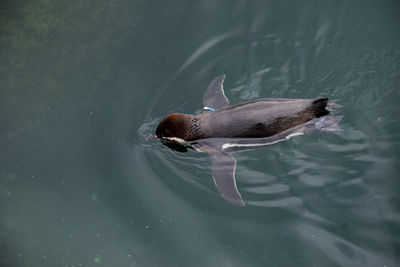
[202,75,229,111]
[190,115,343,206]
[192,143,244,206]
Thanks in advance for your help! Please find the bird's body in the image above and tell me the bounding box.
[156,98,329,141]
[155,75,342,206]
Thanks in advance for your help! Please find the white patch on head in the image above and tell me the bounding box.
[221,131,304,150]
[165,137,190,147]
[193,147,204,152]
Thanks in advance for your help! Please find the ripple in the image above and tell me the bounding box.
[247,197,303,208]
[299,174,325,187]
[135,3,399,219]
[175,30,236,77]
[245,183,289,194]
[294,223,397,266]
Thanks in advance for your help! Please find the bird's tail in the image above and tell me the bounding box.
[312,98,343,117]
[307,98,343,133]
[312,98,330,118]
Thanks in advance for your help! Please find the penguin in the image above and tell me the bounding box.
[156,75,343,206]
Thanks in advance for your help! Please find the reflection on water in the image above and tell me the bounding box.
[1,0,400,266]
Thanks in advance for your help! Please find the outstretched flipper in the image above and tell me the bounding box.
[202,75,229,111]
[189,113,343,206]
[192,143,244,206]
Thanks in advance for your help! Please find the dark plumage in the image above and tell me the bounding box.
[155,98,330,141]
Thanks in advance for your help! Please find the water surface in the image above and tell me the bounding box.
[1,0,399,266]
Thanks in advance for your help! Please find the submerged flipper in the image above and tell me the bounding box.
[326,100,343,111]
[202,75,229,111]
[304,115,344,133]
[189,114,343,206]
[209,150,244,207]
[193,143,244,206]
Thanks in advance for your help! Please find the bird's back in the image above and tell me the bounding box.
[202,98,329,138]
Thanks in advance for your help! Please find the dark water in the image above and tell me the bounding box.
[1,1,400,266]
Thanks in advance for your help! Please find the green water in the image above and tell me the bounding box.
[1,1,400,266]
